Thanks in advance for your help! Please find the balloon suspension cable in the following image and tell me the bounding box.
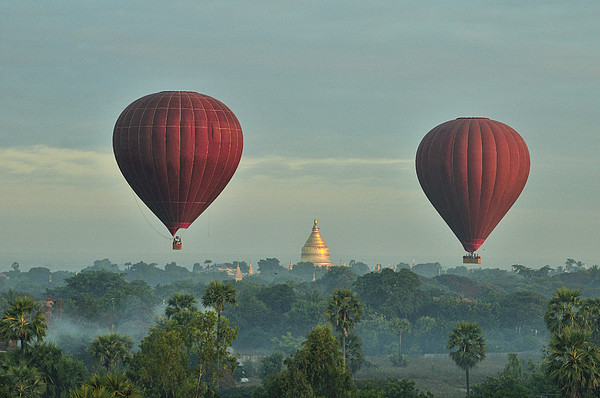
[130,191,172,240]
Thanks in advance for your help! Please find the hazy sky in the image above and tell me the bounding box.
[2,1,599,271]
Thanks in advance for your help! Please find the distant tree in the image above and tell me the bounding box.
[544,288,584,334]
[271,332,303,356]
[257,258,283,279]
[48,270,158,328]
[201,281,238,375]
[499,290,547,330]
[412,262,442,277]
[390,318,411,364]
[354,268,425,319]
[258,351,284,380]
[349,260,370,276]
[11,262,20,272]
[202,281,237,327]
[447,321,487,396]
[0,296,46,352]
[342,333,364,374]
[470,353,559,398]
[317,266,357,292]
[353,378,433,397]
[291,262,316,281]
[414,315,440,354]
[165,293,197,322]
[164,262,190,277]
[258,284,296,313]
[285,290,326,335]
[85,259,120,272]
[26,267,51,286]
[88,333,133,372]
[326,288,362,367]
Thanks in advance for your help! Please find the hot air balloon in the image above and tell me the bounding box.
[113,91,243,250]
[415,118,529,263]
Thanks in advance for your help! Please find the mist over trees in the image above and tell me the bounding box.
[0,257,599,396]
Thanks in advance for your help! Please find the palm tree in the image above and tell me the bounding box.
[325,288,362,367]
[201,280,238,373]
[546,326,600,398]
[0,296,46,352]
[165,293,198,321]
[202,280,237,339]
[70,373,140,398]
[202,281,238,320]
[88,333,134,372]
[447,321,487,396]
[390,317,411,364]
[4,361,47,398]
[544,288,584,333]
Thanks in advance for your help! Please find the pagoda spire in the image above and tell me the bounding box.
[248,261,254,275]
[301,217,334,268]
[235,265,242,281]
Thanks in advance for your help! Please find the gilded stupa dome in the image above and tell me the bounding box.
[301,218,334,268]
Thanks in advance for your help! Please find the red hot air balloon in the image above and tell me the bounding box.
[415,118,529,263]
[113,91,243,249]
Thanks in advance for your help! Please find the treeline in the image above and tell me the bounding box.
[1,257,599,397]
[3,258,600,356]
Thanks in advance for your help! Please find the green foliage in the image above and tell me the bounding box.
[352,378,433,398]
[48,270,158,329]
[128,293,238,397]
[165,293,198,322]
[447,321,486,396]
[0,296,47,352]
[0,359,46,397]
[127,324,195,397]
[258,351,284,380]
[470,375,529,398]
[258,284,295,313]
[25,342,88,398]
[271,332,303,356]
[545,326,600,398]
[388,353,409,367]
[471,353,559,398]
[202,280,238,317]
[348,260,370,276]
[88,333,133,372]
[353,268,425,319]
[258,324,353,398]
[343,333,365,374]
[285,290,326,336]
[544,288,584,334]
[256,259,283,280]
[316,266,358,293]
[71,372,141,398]
[326,288,363,367]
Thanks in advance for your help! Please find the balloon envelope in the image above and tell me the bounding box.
[415,118,529,253]
[113,91,243,236]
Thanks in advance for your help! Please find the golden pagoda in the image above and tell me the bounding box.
[301,217,334,268]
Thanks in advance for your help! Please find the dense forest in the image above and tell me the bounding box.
[0,257,598,397]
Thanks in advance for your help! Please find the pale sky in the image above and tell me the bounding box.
[1,1,599,271]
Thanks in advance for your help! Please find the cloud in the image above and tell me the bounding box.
[0,146,416,194]
[0,146,117,186]
[238,155,414,188]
